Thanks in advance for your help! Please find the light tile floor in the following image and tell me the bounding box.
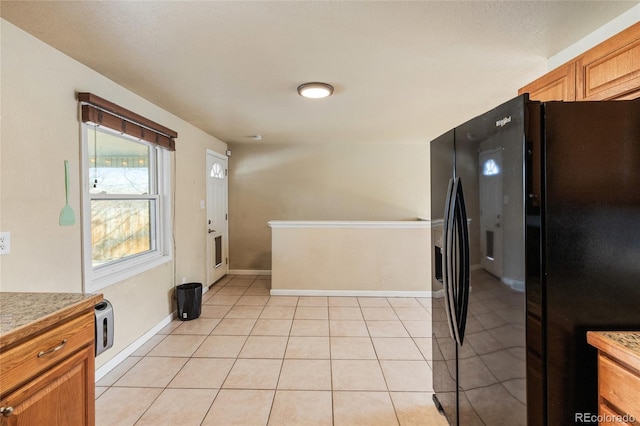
[95,275,448,426]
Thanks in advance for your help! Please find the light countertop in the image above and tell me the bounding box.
[587,331,640,371]
[0,292,102,350]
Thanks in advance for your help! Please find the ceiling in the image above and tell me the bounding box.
[1,1,638,145]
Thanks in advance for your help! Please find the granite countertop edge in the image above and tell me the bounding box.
[588,331,640,361]
[0,292,103,350]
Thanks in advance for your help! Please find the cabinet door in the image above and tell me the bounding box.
[576,22,640,100]
[0,346,95,426]
[519,62,576,101]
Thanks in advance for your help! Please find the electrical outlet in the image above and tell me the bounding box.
[0,232,11,255]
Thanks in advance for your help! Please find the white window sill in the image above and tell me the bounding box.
[85,252,172,293]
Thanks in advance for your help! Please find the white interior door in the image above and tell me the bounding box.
[479,148,503,278]
[206,150,228,285]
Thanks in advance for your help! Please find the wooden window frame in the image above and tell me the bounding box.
[78,92,177,151]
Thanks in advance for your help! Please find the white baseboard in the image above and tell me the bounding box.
[228,269,272,276]
[270,289,432,298]
[95,312,175,382]
[502,277,525,292]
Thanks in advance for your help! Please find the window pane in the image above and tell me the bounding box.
[91,199,155,267]
[211,162,224,179]
[89,128,151,195]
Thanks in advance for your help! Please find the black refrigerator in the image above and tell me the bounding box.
[430,94,640,425]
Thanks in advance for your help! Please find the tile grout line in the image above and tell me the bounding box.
[201,274,265,425]
[367,298,398,423]
[169,274,241,425]
[264,293,301,425]
[328,298,335,426]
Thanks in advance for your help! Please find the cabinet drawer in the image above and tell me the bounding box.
[0,312,94,395]
[600,403,635,426]
[599,354,640,421]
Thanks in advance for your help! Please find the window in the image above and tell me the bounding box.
[211,162,224,179]
[78,92,177,292]
[82,125,172,291]
[482,159,500,176]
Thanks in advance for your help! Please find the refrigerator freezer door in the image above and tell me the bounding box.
[454,95,528,425]
[431,95,529,426]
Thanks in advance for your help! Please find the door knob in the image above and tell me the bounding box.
[208,229,216,234]
[0,407,14,417]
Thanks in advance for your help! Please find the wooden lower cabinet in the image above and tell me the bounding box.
[0,308,96,426]
[596,354,640,425]
[0,347,94,426]
[587,331,640,426]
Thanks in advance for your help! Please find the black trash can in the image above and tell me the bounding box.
[176,283,202,321]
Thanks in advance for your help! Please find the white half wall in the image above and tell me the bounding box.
[269,220,431,296]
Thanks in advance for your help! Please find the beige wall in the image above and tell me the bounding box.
[0,20,227,367]
[228,142,430,271]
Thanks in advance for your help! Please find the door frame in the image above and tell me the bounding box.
[206,149,229,286]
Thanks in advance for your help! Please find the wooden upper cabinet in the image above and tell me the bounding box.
[519,62,576,101]
[519,22,640,102]
[576,22,640,100]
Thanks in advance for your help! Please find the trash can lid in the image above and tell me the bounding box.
[177,283,202,290]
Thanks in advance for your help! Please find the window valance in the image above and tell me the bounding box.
[77,92,177,151]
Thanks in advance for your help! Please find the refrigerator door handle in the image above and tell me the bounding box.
[442,178,458,343]
[453,179,470,345]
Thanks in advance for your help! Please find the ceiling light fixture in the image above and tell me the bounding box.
[297,82,334,99]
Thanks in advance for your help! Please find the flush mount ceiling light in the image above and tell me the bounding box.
[297,82,334,99]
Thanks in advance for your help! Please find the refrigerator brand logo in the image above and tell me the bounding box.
[496,116,512,127]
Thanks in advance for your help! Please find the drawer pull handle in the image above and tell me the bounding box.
[0,407,14,417]
[37,339,67,358]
